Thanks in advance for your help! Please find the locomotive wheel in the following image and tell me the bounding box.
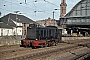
[28,43,31,47]
[41,45,44,48]
[32,46,36,49]
[55,42,57,46]
[52,41,56,46]
[25,46,28,48]
[45,43,48,47]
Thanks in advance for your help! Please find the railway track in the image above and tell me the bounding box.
[4,45,90,60]
[64,39,90,47]
[3,44,79,60]
[0,45,20,50]
[0,39,90,60]
[22,46,85,60]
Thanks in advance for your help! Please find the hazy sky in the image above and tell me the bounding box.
[0,0,81,20]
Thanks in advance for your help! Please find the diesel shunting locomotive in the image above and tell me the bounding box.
[21,24,62,48]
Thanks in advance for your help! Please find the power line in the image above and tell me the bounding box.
[32,0,59,15]
[3,0,35,10]
[0,0,60,19]
[2,0,59,12]
[44,0,59,7]
[33,0,59,10]
[33,0,59,7]
[0,7,36,17]
[33,0,37,16]
[25,0,26,4]
[8,0,51,15]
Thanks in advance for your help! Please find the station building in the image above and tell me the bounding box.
[61,0,90,36]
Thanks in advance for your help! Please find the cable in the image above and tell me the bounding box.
[3,0,35,10]
[33,0,59,12]
[0,0,51,15]
[44,0,59,7]
[1,0,60,19]
[6,0,48,14]
[25,0,26,4]
[0,7,36,18]
[33,0,37,16]
[33,0,58,15]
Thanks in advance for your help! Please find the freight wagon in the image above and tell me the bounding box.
[21,24,62,48]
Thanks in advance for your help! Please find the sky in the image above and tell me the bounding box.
[0,0,81,20]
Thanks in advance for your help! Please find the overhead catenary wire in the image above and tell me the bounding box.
[3,0,50,14]
[44,0,59,7]
[33,0,59,16]
[2,0,39,16]
[0,7,36,17]
[0,0,60,19]
[16,0,41,14]
[33,0,60,11]
[33,0,37,16]
[0,4,53,19]
[25,0,26,4]
[3,0,35,10]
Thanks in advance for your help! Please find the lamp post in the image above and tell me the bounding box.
[14,11,20,39]
[54,8,60,17]
[52,11,55,26]
[54,9,60,17]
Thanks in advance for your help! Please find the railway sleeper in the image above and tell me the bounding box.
[78,44,90,48]
[69,49,90,60]
[74,52,90,60]
[4,45,78,60]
